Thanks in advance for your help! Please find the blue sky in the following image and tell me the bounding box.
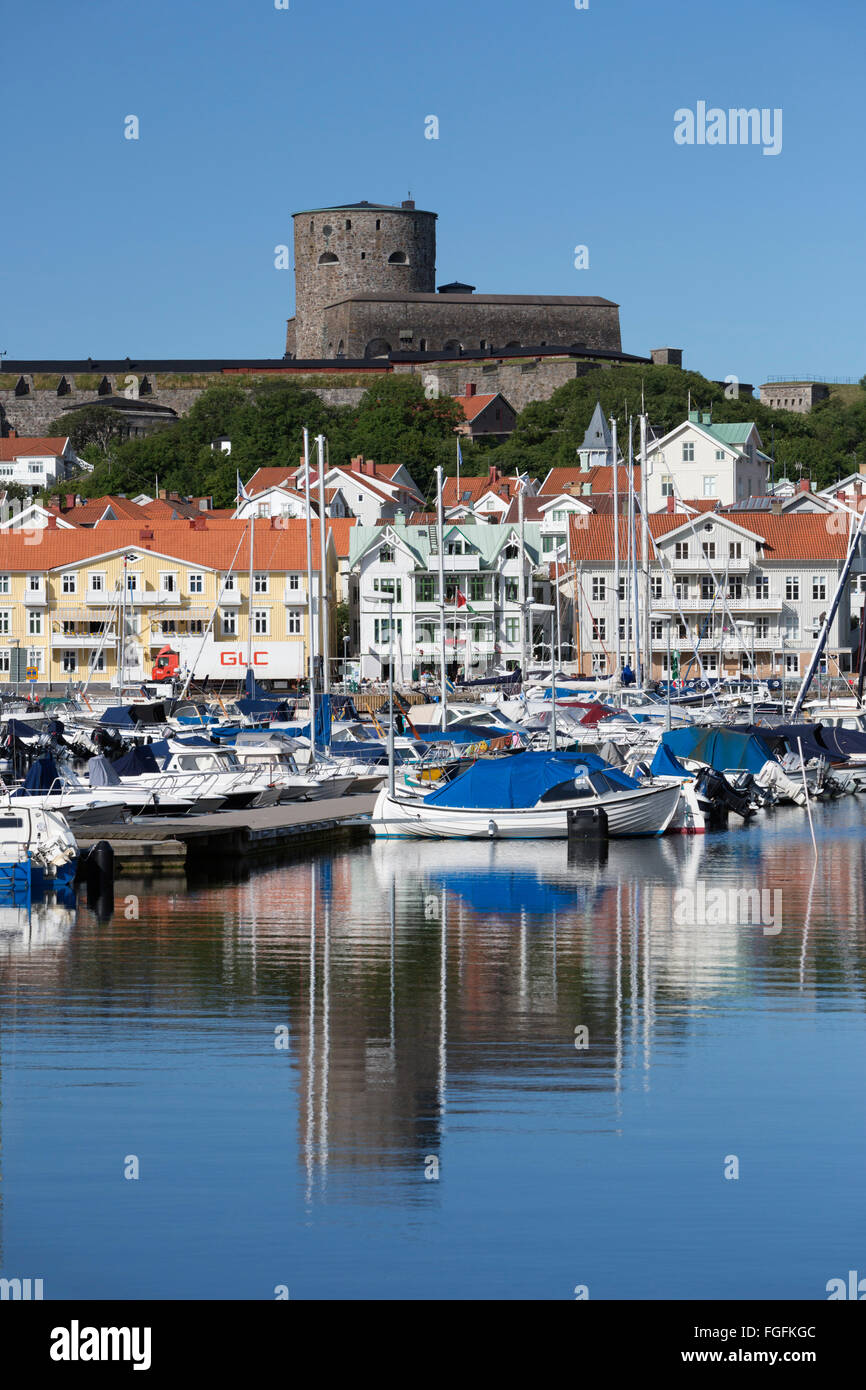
[2,0,863,388]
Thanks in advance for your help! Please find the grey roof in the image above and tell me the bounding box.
[580,400,613,452]
[324,292,619,308]
[293,201,437,217]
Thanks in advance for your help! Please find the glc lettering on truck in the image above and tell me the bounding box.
[219,652,269,666]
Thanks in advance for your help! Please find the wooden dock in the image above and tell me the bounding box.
[76,794,376,873]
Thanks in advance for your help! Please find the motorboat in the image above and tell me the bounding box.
[371,750,682,840]
[0,801,79,898]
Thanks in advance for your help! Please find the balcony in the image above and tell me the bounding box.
[283,583,307,604]
[23,585,47,606]
[57,634,118,649]
[657,596,783,613]
[667,554,751,572]
[442,554,480,571]
[157,588,182,606]
[220,589,243,605]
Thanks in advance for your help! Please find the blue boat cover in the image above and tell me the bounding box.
[424,750,638,809]
[17,754,62,793]
[426,866,587,915]
[314,693,332,751]
[660,727,774,773]
[112,745,161,775]
[649,743,690,778]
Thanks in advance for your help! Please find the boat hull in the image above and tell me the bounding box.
[371,780,681,840]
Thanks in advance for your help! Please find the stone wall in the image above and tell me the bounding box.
[392,356,620,413]
[321,295,622,361]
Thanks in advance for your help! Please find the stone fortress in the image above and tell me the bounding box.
[286,199,623,360]
[0,195,699,440]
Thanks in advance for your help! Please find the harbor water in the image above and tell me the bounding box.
[1,800,864,1300]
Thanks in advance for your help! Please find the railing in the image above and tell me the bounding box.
[667,555,751,572]
[660,596,783,613]
[22,586,47,605]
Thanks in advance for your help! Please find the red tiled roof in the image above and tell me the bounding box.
[70,495,149,523]
[539,465,638,495]
[568,511,850,563]
[0,436,69,460]
[0,519,341,571]
[457,392,498,423]
[442,473,519,506]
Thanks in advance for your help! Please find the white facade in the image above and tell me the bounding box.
[570,511,856,679]
[350,521,552,682]
[645,413,767,511]
[0,437,81,491]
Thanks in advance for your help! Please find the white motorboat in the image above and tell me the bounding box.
[371,751,682,840]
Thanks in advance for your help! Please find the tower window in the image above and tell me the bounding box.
[375,219,381,230]
[345,219,351,230]
[322,224,333,236]
[318,252,339,265]
[360,252,366,260]
[388,250,409,264]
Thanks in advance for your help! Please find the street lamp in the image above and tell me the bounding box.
[740,620,756,724]
[651,610,674,730]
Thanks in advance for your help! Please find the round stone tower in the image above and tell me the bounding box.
[291,200,437,358]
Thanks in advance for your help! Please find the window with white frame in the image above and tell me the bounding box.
[619,617,633,641]
[674,578,688,599]
[189,573,203,593]
[0,611,10,634]
[755,572,769,600]
[505,617,520,644]
[785,575,799,600]
[62,651,77,673]
[703,476,717,497]
[661,476,674,497]
[702,542,716,560]
[682,442,695,462]
[373,577,402,600]
[0,575,9,594]
[28,611,42,635]
[89,651,106,673]
[223,574,237,592]
[592,577,605,602]
[28,463,42,474]
[253,609,269,635]
[89,571,104,592]
[61,573,77,594]
[0,649,9,672]
[378,545,394,564]
[160,572,177,593]
[650,575,662,599]
[755,617,769,639]
[126,573,138,592]
[715,449,725,461]
[704,653,719,673]
[27,648,43,672]
[253,573,268,594]
[591,653,606,674]
[374,617,402,644]
[788,615,800,640]
[813,575,826,600]
[187,620,204,635]
[287,611,302,635]
[674,542,689,560]
[222,611,237,636]
[592,617,606,641]
[729,542,742,559]
[785,654,798,673]
[287,574,300,591]
[27,574,41,591]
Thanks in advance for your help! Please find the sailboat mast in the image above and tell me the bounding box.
[640,411,650,685]
[303,428,316,766]
[316,434,330,696]
[436,465,448,732]
[246,512,255,675]
[612,416,621,680]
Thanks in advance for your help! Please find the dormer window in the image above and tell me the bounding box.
[379,544,394,564]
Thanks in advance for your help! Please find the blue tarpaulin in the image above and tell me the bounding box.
[649,743,691,778]
[111,745,161,775]
[660,727,774,773]
[425,750,638,809]
[314,693,332,751]
[14,754,62,794]
[425,866,589,915]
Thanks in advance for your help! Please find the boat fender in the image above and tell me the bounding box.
[487,819,497,838]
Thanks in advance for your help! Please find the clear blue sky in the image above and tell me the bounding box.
[2,0,863,389]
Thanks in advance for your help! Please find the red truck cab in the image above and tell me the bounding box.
[152,646,179,682]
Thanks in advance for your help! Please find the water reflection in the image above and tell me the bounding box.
[0,799,865,1296]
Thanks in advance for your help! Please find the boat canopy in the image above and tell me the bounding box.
[111,744,161,775]
[15,754,62,794]
[87,755,123,787]
[649,743,690,779]
[424,750,638,810]
[660,727,774,774]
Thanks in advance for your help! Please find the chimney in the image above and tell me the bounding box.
[139,527,154,542]
[401,199,415,210]
[350,455,362,473]
[488,464,499,484]
[188,516,207,531]
[465,382,477,397]
[797,479,811,494]
[158,489,167,499]
[666,495,675,513]
[168,490,179,500]
[64,494,75,509]
[47,513,58,529]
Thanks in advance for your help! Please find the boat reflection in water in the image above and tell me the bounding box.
[0,799,863,1298]
[0,888,76,959]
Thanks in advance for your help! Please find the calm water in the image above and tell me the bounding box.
[1,801,865,1300]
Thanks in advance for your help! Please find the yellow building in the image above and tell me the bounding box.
[0,518,338,687]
